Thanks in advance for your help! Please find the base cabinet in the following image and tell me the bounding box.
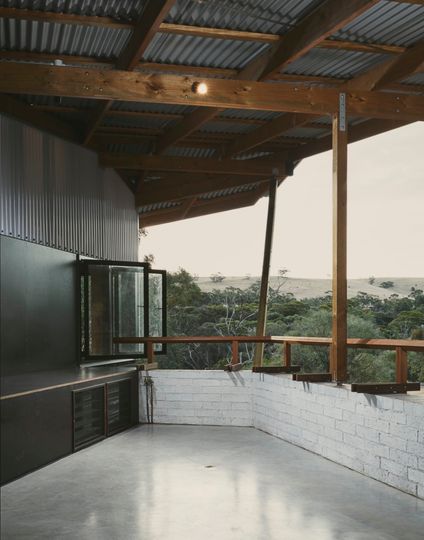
[1,372,138,485]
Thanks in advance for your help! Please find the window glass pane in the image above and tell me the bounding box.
[85,264,145,357]
[149,272,164,352]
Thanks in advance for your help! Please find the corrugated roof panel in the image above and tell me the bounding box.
[401,73,424,86]
[199,121,254,135]
[139,201,181,213]
[164,147,217,158]
[0,0,144,19]
[283,125,330,138]
[102,115,172,131]
[142,33,268,70]
[167,0,320,35]
[334,1,424,48]
[112,101,195,115]
[283,49,390,79]
[220,109,280,121]
[198,183,259,200]
[106,142,153,154]
[0,18,130,58]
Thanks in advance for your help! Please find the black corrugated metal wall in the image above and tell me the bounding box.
[0,114,138,261]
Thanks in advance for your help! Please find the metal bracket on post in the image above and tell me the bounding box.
[339,92,346,132]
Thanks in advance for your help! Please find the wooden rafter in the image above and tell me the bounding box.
[83,0,175,144]
[135,172,273,206]
[224,39,424,157]
[260,0,380,79]
[99,154,285,177]
[139,189,262,227]
[153,0,379,152]
[1,64,422,121]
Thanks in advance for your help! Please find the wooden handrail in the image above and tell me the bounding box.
[114,335,423,383]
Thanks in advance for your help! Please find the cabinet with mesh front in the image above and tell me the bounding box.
[107,379,133,435]
[72,385,106,451]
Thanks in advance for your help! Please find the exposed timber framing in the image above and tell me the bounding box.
[331,94,348,383]
[224,39,424,157]
[253,177,279,367]
[260,0,380,79]
[83,0,175,144]
[139,188,262,227]
[153,0,380,151]
[135,172,273,207]
[1,64,423,121]
[100,154,285,177]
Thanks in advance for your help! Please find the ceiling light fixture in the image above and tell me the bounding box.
[192,81,208,95]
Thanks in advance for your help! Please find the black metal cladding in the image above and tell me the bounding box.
[0,115,138,261]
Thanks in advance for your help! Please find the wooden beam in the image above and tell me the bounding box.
[0,94,81,144]
[253,178,278,367]
[135,172,273,206]
[83,0,175,145]
[224,37,424,157]
[260,0,380,79]
[331,94,348,383]
[224,113,316,157]
[100,154,285,176]
[252,366,301,374]
[351,383,421,395]
[116,1,176,71]
[373,40,424,90]
[1,64,423,121]
[293,373,333,382]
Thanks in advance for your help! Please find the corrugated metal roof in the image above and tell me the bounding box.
[283,49,390,78]
[334,1,424,48]
[198,183,259,200]
[401,73,424,87]
[143,33,268,70]
[0,0,144,20]
[106,142,153,154]
[164,147,217,158]
[102,115,173,131]
[0,18,129,58]
[199,121,254,135]
[219,109,280,121]
[111,101,194,115]
[18,94,96,109]
[166,0,320,34]
[138,200,181,213]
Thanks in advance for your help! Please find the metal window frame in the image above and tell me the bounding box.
[78,259,167,364]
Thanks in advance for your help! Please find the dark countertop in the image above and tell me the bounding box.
[1,365,137,399]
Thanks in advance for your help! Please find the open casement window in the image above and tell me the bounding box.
[80,260,166,363]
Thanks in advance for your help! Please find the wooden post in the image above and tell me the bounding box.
[231,340,239,365]
[331,93,348,383]
[253,177,278,367]
[395,347,408,384]
[146,341,154,364]
[283,342,291,367]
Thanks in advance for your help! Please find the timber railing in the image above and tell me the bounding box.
[113,336,424,384]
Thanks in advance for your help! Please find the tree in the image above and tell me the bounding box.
[379,280,394,289]
[210,273,225,283]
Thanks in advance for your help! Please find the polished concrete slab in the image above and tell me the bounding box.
[1,425,424,540]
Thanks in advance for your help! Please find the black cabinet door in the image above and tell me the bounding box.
[72,384,106,451]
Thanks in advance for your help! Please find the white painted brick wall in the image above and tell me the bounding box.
[139,370,253,427]
[252,374,424,500]
[139,370,424,499]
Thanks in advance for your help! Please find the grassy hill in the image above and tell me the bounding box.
[196,276,424,299]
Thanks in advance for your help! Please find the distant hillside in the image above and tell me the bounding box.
[196,276,424,299]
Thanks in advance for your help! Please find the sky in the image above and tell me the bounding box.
[139,122,424,279]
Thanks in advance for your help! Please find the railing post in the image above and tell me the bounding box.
[395,346,408,384]
[146,341,154,365]
[283,342,291,367]
[231,340,239,365]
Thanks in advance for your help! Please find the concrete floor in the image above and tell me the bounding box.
[1,426,424,540]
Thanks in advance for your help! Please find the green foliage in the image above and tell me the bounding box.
[379,280,394,289]
[162,269,424,381]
